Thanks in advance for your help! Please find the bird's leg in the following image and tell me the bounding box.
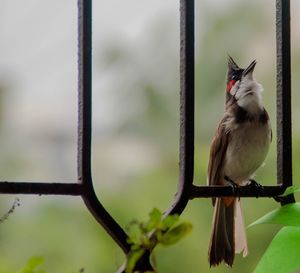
[224,176,239,197]
[248,179,264,198]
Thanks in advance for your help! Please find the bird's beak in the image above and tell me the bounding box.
[242,60,256,77]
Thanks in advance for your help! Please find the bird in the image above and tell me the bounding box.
[207,56,272,267]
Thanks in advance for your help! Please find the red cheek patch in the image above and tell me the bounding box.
[226,79,235,93]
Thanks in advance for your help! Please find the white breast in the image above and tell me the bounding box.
[223,120,271,185]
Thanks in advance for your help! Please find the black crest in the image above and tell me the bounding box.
[227,56,244,83]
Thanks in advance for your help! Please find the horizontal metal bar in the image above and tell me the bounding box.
[189,185,286,199]
[0,182,83,195]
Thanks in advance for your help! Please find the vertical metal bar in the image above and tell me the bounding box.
[276,0,295,204]
[130,2,195,270]
[77,0,131,254]
[167,0,194,215]
[78,0,92,184]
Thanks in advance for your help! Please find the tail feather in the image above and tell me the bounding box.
[234,200,248,257]
[209,198,235,266]
[209,198,248,267]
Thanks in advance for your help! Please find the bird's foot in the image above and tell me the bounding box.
[224,176,239,197]
[248,179,264,198]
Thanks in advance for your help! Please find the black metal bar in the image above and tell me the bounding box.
[81,187,131,254]
[166,0,195,215]
[276,0,295,205]
[0,182,82,195]
[77,0,92,184]
[0,1,295,271]
[190,0,295,203]
[77,0,131,254]
[125,1,196,270]
[190,185,286,199]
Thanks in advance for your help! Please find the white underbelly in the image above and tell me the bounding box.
[224,123,271,184]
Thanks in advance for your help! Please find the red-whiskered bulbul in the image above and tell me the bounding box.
[207,56,272,266]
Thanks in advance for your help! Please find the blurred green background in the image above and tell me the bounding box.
[0,0,300,272]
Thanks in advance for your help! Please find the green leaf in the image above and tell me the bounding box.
[159,222,193,246]
[16,256,44,273]
[126,220,141,245]
[149,208,162,221]
[140,234,152,249]
[279,186,300,197]
[126,249,145,273]
[248,202,300,228]
[161,214,179,230]
[27,256,44,267]
[142,208,162,232]
[254,227,300,273]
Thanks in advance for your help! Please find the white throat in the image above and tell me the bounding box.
[230,78,263,114]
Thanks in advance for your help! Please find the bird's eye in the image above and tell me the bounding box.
[232,75,236,80]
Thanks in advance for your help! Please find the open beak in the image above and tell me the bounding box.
[242,60,256,76]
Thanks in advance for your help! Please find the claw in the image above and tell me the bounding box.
[224,176,240,198]
[249,179,264,198]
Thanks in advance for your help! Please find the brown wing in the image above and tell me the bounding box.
[207,118,230,187]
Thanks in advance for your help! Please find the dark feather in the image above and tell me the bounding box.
[209,198,235,267]
[207,117,231,205]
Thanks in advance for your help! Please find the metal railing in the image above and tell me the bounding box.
[0,0,295,272]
